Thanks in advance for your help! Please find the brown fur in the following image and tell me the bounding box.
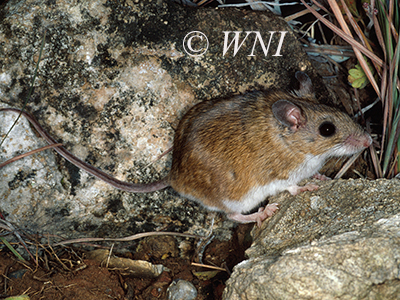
[167,90,369,212]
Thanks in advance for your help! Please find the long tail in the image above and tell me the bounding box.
[0,108,169,193]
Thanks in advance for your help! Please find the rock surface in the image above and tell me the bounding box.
[1,1,396,299]
[0,0,321,238]
[223,178,400,299]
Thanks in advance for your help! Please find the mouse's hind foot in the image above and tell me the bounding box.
[227,203,279,227]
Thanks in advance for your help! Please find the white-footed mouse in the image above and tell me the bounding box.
[1,72,372,226]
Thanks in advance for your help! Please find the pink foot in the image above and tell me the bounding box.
[287,183,319,196]
[312,173,331,181]
[227,203,279,227]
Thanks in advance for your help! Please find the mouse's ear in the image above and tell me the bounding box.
[295,71,314,96]
[272,100,307,131]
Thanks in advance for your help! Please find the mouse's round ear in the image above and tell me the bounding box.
[295,71,314,96]
[272,100,307,131]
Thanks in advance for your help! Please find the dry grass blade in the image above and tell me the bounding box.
[340,0,384,81]
[339,0,383,78]
[388,146,400,176]
[284,4,319,22]
[191,262,227,272]
[53,231,202,246]
[304,44,355,57]
[300,0,383,66]
[308,0,330,14]
[373,2,387,76]
[0,143,63,169]
[339,0,367,47]
[371,146,383,178]
[0,30,46,150]
[334,152,362,179]
[326,0,380,96]
[365,119,383,177]
[0,222,12,231]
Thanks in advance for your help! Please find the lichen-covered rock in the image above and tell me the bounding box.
[0,0,319,238]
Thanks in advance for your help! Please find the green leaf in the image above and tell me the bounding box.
[4,295,30,300]
[348,60,374,89]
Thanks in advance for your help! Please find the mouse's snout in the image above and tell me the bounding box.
[345,132,372,151]
[363,133,373,148]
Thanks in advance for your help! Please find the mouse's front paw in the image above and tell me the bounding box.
[287,183,319,196]
[312,172,331,181]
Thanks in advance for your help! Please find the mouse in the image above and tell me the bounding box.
[1,71,372,226]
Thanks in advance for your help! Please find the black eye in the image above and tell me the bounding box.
[319,121,336,137]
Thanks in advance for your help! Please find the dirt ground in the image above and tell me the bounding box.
[0,224,253,300]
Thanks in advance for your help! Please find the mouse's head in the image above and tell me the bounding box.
[271,72,372,159]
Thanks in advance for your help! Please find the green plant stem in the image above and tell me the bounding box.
[0,237,25,261]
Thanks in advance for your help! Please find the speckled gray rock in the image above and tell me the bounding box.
[223,179,400,299]
[0,0,324,238]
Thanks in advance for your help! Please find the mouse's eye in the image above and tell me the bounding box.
[319,121,336,137]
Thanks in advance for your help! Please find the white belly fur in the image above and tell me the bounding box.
[223,153,326,213]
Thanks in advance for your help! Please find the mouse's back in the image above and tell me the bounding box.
[168,92,281,212]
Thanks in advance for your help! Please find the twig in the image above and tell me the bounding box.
[48,243,71,271]
[0,143,63,169]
